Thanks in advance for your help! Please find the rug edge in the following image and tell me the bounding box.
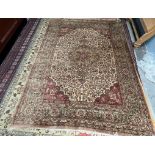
[122,19,155,134]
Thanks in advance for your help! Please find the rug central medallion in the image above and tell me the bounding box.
[50,28,117,102]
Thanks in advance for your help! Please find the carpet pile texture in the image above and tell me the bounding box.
[0,19,154,135]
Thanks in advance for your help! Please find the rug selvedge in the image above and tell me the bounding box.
[0,19,154,136]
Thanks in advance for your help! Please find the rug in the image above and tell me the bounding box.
[0,19,154,136]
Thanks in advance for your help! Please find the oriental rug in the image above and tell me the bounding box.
[0,19,154,136]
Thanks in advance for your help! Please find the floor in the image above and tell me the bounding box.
[127,22,155,122]
[0,19,27,65]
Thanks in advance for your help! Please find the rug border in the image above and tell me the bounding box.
[122,19,155,133]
